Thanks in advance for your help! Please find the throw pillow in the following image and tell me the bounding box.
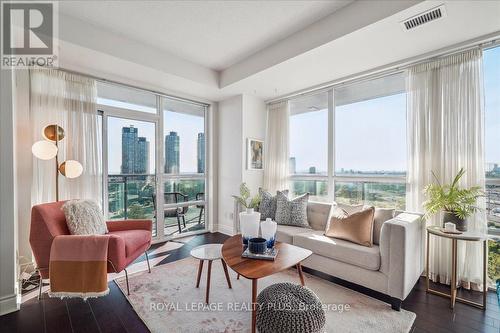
[259,188,289,220]
[325,206,375,247]
[62,199,108,235]
[275,192,310,228]
[333,202,364,217]
[373,208,395,245]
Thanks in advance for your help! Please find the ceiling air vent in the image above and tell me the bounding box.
[401,5,446,30]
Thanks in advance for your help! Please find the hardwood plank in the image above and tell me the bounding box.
[66,298,100,333]
[43,297,73,333]
[88,293,127,333]
[2,232,498,333]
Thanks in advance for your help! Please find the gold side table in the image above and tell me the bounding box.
[426,226,488,309]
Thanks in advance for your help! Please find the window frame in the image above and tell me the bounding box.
[289,86,408,204]
[98,86,210,242]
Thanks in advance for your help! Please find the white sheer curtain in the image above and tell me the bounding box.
[406,48,486,289]
[30,69,101,205]
[263,101,289,193]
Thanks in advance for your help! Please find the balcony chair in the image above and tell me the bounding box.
[196,192,205,224]
[29,201,152,298]
[152,192,189,233]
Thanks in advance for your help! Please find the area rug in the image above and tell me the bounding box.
[115,257,416,333]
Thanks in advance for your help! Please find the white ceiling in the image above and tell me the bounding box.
[59,0,352,71]
[57,1,500,102]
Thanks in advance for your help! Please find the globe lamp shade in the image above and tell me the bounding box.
[59,160,83,178]
[43,124,65,142]
[31,140,58,160]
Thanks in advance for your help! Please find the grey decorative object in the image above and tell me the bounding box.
[256,282,325,333]
[258,189,288,220]
[275,191,310,228]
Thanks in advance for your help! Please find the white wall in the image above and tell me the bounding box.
[13,71,33,273]
[217,96,243,235]
[0,68,20,315]
[241,95,267,194]
[217,94,267,235]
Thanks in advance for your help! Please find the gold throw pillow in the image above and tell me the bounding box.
[325,206,375,247]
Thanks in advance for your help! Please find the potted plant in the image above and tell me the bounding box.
[423,168,483,231]
[232,183,261,245]
[232,183,261,214]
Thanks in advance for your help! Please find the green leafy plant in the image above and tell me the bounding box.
[232,183,261,209]
[423,168,483,220]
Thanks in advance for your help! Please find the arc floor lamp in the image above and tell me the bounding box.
[31,124,83,201]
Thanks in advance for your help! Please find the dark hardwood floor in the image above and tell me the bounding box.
[1,232,498,333]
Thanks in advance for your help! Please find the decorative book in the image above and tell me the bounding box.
[242,247,278,261]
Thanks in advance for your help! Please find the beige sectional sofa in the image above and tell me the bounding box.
[276,201,424,311]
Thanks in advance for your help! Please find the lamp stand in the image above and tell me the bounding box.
[55,128,60,201]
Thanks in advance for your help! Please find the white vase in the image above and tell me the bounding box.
[239,209,260,246]
[261,218,277,248]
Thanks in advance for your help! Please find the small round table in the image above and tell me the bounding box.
[190,244,232,304]
[426,226,488,309]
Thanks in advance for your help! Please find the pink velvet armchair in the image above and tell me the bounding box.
[29,201,152,297]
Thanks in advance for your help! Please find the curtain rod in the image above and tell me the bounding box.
[52,67,211,108]
[267,31,500,104]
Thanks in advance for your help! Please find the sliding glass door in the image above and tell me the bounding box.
[98,81,209,240]
[162,97,207,236]
[106,117,158,235]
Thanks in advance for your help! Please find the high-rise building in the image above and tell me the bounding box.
[197,132,205,173]
[309,166,316,174]
[121,125,150,174]
[165,131,180,173]
[289,157,296,174]
[121,126,138,174]
[135,137,150,174]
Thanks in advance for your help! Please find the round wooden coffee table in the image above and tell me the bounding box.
[190,244,232,304]
[221,234,312,333]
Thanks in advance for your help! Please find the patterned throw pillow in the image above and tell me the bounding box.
[258,189,289,220]
[62,199,108,235]
[275,192,310,228]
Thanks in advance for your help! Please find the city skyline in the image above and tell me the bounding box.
[121,125,150,174]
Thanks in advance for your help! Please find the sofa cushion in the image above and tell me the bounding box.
[259,189,289,220]
[275,225,312,244]
[275,192,310,228]
[108,230,150,256]
[293,231,381,271]
[307,201,333,231]
[325,207,375,247]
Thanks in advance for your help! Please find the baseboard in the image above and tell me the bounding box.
[0,293,19,316]
[216,225,235,236]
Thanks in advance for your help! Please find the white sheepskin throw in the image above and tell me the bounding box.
[62,200,108,235]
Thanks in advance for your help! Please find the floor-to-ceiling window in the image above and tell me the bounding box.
[334,73,407,209]
[288,73,406,207]
[484,45,500,285]
[97,82,209,240]
[289,91,329,201]
[162,97,207,237]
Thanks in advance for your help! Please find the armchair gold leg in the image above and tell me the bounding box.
[145,251,151,273]
[38,274,43,300]
[124,268,130,295]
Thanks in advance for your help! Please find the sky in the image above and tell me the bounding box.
[484,46,500,167]
[107,111,204,174]
[105,46,499,175]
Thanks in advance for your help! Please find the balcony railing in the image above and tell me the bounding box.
[107,174,206,236]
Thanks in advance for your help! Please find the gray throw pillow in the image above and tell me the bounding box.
[275,192,310,228]
[373,208,395,245]
[62,199,108,235]
[258,188,289,221]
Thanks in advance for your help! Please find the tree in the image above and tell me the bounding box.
[128,203,146,219]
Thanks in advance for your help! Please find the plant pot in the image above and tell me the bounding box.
[246,208,254,214]
[443,211,467,232]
